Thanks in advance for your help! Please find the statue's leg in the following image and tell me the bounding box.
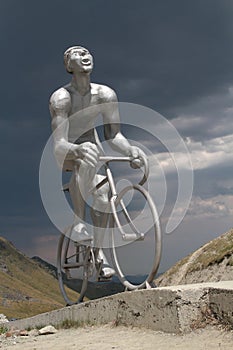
[68,162,95,241]
[69,170,85,220]
[91,174,115,278]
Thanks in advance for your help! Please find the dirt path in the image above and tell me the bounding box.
[1,324,233,350]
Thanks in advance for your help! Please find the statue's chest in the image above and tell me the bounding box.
[70,92,99,114]
[68,93,100,141]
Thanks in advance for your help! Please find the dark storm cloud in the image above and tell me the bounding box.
[198,185,233,199]
[193,162,233,200]
[92,0,233,112]
[1,0,233,115]
[170,87,233,141]
[172,113,233,142]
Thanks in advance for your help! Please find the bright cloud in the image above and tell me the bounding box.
[187,195,233,218]
[154,132,233,172]
[189,134,233,170]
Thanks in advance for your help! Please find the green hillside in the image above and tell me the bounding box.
[0,236,78,319]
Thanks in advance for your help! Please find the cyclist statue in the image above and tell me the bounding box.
[49,45,146,278]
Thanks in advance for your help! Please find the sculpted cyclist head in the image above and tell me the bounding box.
[63,46,94,74]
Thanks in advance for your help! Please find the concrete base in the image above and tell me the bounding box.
[4,281,233,334]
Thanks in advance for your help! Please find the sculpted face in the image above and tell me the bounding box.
[64,46,93,74]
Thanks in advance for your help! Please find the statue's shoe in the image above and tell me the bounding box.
[100,265,116,279]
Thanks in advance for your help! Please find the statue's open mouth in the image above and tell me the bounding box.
[82,59,91,65]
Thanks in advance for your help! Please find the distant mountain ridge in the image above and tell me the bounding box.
[155,228,233,286]
[32,256,125,299]
[31,257,150,299]
[32,255,149,287]
[32,256,57,277]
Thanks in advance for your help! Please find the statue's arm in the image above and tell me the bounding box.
[101,87,132,156]
[49,88,79,161]
[101,86,147,166]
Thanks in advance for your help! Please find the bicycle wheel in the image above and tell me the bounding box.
[109,184,162,290]
[57,234,93,305]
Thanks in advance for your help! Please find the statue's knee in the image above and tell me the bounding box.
[92,175,110,212]
[93,194,109,213]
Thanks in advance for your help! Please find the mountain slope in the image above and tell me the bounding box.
[156,228,233,286]
[0,236,78,319]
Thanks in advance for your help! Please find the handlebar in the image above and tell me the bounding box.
[98,154,149,186]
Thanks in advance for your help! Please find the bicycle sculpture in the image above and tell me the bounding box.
[49,45,162,305]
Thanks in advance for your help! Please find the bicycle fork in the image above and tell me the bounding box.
[106,166,145,242]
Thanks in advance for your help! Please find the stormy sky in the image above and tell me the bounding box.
[0,0,232,273]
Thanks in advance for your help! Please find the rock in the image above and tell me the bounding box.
[28,329,39,337]
[0,314,8,324]
[5,331,14,338]
[18,330,29,336]
[38,325,57,335]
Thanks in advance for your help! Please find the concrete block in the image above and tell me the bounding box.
[209,288,233,326]
[3,281,233,334]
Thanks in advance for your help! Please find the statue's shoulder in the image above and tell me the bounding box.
[49,86,71,114]
[91,83,118,103]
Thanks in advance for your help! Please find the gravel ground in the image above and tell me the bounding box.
[1,324,233,350]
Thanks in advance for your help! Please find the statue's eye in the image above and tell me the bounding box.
[81,51,87,56]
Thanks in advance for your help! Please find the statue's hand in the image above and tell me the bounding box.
[74,142,99,168]
[129,146,147,169]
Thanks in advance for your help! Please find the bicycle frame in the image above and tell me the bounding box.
[91,155,148,192]
[91,155,149,242]
[57,154,161,303]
